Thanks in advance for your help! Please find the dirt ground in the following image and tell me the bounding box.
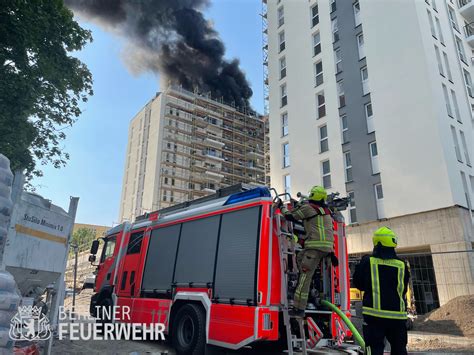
[414,295,474,338]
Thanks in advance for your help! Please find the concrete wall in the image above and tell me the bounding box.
[348,205,474,305]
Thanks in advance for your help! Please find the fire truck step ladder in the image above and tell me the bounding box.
[275,213,312,355]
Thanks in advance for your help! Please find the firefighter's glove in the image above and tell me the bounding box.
[292,234,298,244]
[329,252,339,267]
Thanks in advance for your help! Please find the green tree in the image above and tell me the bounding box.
[0,0,93,183]
[71,227,96,252]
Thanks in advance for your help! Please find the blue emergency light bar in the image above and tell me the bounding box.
[224,187,271,205]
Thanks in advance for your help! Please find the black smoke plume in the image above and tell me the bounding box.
[65,0,253,109]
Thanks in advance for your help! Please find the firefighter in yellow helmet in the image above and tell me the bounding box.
[276,186,336,317]
[353,227,410,355]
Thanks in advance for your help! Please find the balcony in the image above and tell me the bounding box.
[204,137,225,149]
[204,170,224,181]
[201,184,217,193]
[247,150,264,159]
[203,152,224,162]
[460,0,474,23]
[465,22,474,47]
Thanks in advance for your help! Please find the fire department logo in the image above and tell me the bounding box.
[9,306,52,341]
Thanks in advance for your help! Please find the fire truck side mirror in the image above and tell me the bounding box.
[90,240,99,255]
[88,254,96,263]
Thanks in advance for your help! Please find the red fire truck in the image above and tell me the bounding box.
[88,184,356,354]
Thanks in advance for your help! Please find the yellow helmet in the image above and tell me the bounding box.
[309,185,327,201]
[373,227,398,248]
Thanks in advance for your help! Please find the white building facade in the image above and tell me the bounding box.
[265,0,474,312]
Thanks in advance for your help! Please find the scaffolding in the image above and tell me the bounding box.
[157,86,266,210]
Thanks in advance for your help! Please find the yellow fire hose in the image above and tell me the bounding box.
[320,299,366,352]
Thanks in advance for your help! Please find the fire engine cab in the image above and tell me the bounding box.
[88,184,359,354]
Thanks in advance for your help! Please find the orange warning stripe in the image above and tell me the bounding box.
[15,224,67,245]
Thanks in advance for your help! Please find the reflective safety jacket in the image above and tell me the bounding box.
[281,201,334,252]
[353,254,410,320]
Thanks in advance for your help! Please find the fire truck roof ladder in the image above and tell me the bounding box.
[135,183,264,221]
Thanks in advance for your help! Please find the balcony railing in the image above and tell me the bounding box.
[465,22,474,37]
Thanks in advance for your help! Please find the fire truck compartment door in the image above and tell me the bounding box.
[214,206,260,303]
[174,215,220,286]
[142,224,181,293]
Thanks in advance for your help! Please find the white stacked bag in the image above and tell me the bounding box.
[0,155,20,353]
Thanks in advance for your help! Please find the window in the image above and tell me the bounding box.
[332,18,339,42]
[451,126,463,162]
[279,57,287,79]
[427,10,437,37]
[284,174,291,195]
[315,61,323,87]
[319,125,329,153]
[348,191,357,223]
[460,131,471,166]
[311,4,319,27]
[321,160,331,188]
[341,115,349,143]
[442,84,453,117]
[127,231,144,254]
[361,66,369,95]
[331,0,337,13]
[283,143,290,167]
[451,90,462,122]
[101,236,116,262]
[435,18,444,44]
[353,2,361,26]
[278,6,284,27]
[434,46,444,75]
[375,183,384,200]
[313,32,321,56]
[279,31,285,52]
[281,112,288,136]
[316,92,326,119]
[455,36,467,62]
[365,102,374,133]
[370,141,380,174]
[337,81,345,107]
[443,52,452,81]
[448,6,459,31]
[334,48,342,73]
[344,152,353,182]
[460,172,472,210]
[357,33,365,59]
[281,83,287,107]
[463,69,473,97]
[375,183,385,219]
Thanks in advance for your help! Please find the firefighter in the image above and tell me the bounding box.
[275,185,335,318]
[353,227,410,355]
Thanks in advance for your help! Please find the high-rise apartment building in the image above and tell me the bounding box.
[264,0,474,311]
[119,86,266,222]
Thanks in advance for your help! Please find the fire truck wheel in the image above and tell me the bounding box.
[172,304,206,355]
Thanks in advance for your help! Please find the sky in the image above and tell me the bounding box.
[34,0,264,227]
